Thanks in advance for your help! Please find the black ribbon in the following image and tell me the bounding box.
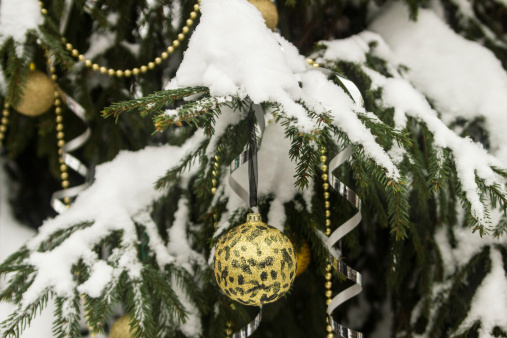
[247,104,258,209]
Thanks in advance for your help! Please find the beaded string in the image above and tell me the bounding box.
[38,0,201,77]
[0,103,9,149]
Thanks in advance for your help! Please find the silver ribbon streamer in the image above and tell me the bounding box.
[50,94,91,214]
[231,307,263,338]
[228,104,265,214]
[225,102,265,337]
[316,68,364,338]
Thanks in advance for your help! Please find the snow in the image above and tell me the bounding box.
[370,2,507,162]
[0,159,55,338]
[21,143,191,306]
[458,248,507,336]
[0,0,43,56]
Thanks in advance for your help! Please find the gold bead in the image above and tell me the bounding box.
[161,52,168,59]
[55,107,62,114]
[85,60,92,67]
[0,125,6,133]
[194,4,200,11]
[190,11,197,19]
[140,66,148,73]
[323,183,329,191]
[211,187,217,195]
[58,148,63,155]
[320,147,326,154]
[4,102,9,108]
[54,99,61,106]
[327,325,333,333]
[313,63,320,68]
[3,110,9,117]
[322,174,328,181]
[325,219,331,226]
[225,329,232,336]
[324,192,329,199]
[178,33,185,41]
[182,27,189,34]
[186,19,193,26]
[325,290,333,298]
[148,62,155,69]
[325,201,330,208]
[116,70,124,77]
[38,1,44,7]
[54,90,60,98]
[1,117,8,124]
[63,197,72,204]
[0,133,4,140]
[61,180,70,188]
[211,178,217,186]
[325,281,332,289]
[57,139,65,147]
[72,49,79,57]
[327,333,334,338]
[325,210,331,218]
[167,46,175,53]
[108,69,115,76]
[66,43,73,51]
[320,155,327,163]
[59,157,65,164]
[307,58,314,65]
[60,164,67,172]
[124,70,132,77]
[78,54,85,61]
[325,272,332,280]
[132,68,140,75]
[61,172,68,180]
[212,170,218,177]
[173,40,180,47]
[92,64,100,71]
[155,57,162,64]
[56,123,64,131]
[321,164,327,171]
[100,66,107,74]
[49,66,56,73]
[57,131,65,140]
[55,116,63,124]
[325,228,331,236]
[41,8,48,15]
[51,74,58,81]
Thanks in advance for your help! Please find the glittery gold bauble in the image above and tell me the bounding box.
[214,213,297,306]
[248,0,279,31]
[295,238,311,276]
[12,70,55,117]
[109,315,134,338]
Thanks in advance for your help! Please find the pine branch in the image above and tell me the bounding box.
[102,87,209,120]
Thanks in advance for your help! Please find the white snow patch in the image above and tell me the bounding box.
[0,0,43,56]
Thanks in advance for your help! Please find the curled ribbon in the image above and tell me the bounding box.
[50,94,91,214]
[225,101,266,337]
[316,68,364,338]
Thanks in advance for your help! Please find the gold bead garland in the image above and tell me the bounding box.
[0,103,9,148]
[38,0,201,77]
[48,63,71,206]
[321,146,334,338]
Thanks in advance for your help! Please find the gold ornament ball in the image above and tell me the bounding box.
[295,238,311,277]
[12,70,55,117]
[248,0,279,31]
[109,315,135,338]
[214,213,297,306]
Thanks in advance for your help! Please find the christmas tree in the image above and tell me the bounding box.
[1,0,507,337]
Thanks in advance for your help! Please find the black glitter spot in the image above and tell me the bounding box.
[233,249,240,257]
[229,276,234,283]
[224,247,231,261]
[217,261,222,271]
[261,271,268,281]
[238,275,245,285]
[281,248,294,269]
[241,246,247,251]
[270,270,277,279]
[283,283,289,289]
[229,288,237,295]
[273,248,279,254]
[246,229,263,241]
[290,271,294,279]
[264,237,272,245]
